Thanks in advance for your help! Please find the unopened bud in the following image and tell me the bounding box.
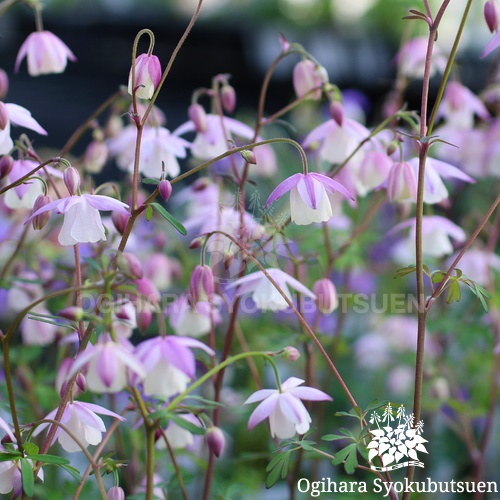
[279,33,290,52]
[221,84,236,114]
[76,373,86,392]
[189,237,204,249]
[112,211,129,235]
[0,101,8,130]
[223,250,234,270]
[312,278,338,314]
[282,346,301,361]
[240,149,256,165]
[485,0,500,33]
[32,194,52,230]
[329,101,344,126]
[117,252,144,280]
[386,140,399,157]
[158,179,172,202]
[0,155,13,179]
[134,278,160,304]
[136,307,153,333]
[205,427,225,458]
[0,69,8,100]
[188,103,207,133]
[84,141,108,174]
[190,265,214,302]
[115,306,132,321]
[63,166,80,195]
[107,486,125,500]
[58,306,84,322]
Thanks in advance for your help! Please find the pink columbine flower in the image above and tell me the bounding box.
[33,401,126,452]
[244,377,332,439]
[156,413,202,450]
[0,102,47,155]
[128,53,162,99]
[135,336,215,398]
[25,193,130,246]
[396,36,446,79]
[0,455,43,495]
[68,337,146,393]
[3,159,47,209]
[228,268,316,312]
[386,161,418,203]
[293,59,328,100]
[265,172,354,225]
[15,31,76,76]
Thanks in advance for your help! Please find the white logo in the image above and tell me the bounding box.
[367,403,428,471]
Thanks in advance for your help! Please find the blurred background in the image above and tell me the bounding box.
[0,0,492,152]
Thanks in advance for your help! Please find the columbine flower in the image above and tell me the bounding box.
[386,161,417,203]
[25,193,130,246]
[135,336,215,398]
[128,53,162,99]
[228,268,316,312]
[396,36,446,79]
[15,31,76,76]
[33,401,125,453]
[244,377,332,439]
[0,417,14,442]
[156,413,202,450]
[293,59,328,100]
[0,455,43,495]
[265,172,354,225]
[3,159,46,209]
[68,337,146,393]
[0,102,47,155]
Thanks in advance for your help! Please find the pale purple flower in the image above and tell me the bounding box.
[227,268,316,312]
[0,455,43,495]
[107,125,190,178]
[68,337,146,393]
[0,103,47,155]
[135,335,215,398]
[396,36,446,79]
[20,304,58,346]
[446,248,500,286]
[293,59,328,100]
[15,31,76,76]
[156,413,202,450]
[128,53,162,99]
[0,416,14,442]
[3,159,46,209]
[355,150,393,197]
[33,401,125,452]
[482,31,500,58]
[25,193,130,246]
[244,377,332,439]
[265,172,354,225]
[386,161,417,203]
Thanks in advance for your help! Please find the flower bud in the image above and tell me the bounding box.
[282,346,301,361]
[107,486,125,500]
[223,250,234,270]
[31,194,52,230]
[84,141,108,174]
[485,0,500,33]
[240,149,256,165]
[192,177,211,191]
[136,307,153,333]
[387,161,417,203]
[221,84,236,114]
[158,179,172,202]
[190,265,214,302]
[279,33,290,52]
[293,59,328,101]
[0,155,13,179]
[189,237,204,249]
[0,101,8,130]
[63,166,80,195]
[312,278,338,314]
[188,103,207,133]
[128,53,162,100]
[205,427,225,457]
[58,306,84,321]
[112,211,129,235]
[76,372,87,393]
[117,252,144,280]
[329,101,344,126]
[134,278,160,305]
[0,69,8,100]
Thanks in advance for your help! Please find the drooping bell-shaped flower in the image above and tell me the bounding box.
[128,53,162,99]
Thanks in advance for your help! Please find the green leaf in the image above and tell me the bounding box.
[446,280,461,304]
[338,427,355,439]
[22,442,39,456]
[142,178,160,185]
[150,203,187,235]
[394,265,416,279]
[146,205,153,221]
[27,454,70,466]
[265,451,290,489]
[20,458,34,497]
[0,452,22,462]
[334,411,359,419]
[364,400,389,413]
[331,443,358,475]
[322,434,350,442]
[61,464,83,483]
[169,415,205,436]
[299,440,315,451]
[431,271,446,284]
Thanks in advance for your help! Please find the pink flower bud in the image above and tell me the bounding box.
[112,210,129,235]
[190,265,214,302]
[293,59,328,100]
[205,427,225,457]
[485,0,500,33]
[329,101,344,126]
[240,149,257,165]
[107,486,125,500]
[0,155,14,179]
[0,101,8,130]
[63,166,80,195]
[282,346,301,361]
[0,69,8,100]
[136,307,153,333]
[279,33,291,52]
[387,161,417,203]
[312,278,338,314]
[221,84,236,114]
[188,103,207,133]
[192,177,211,191]
[158,179,172,202]
[134,278,160,305]
[31,194,52,230]
[189,237,204,249]
[128,53,162,100]
[117,252,144,280]
[84,141,108,174]
[58,306,84,321]
[76,372,87,392]
[223,250,234,270]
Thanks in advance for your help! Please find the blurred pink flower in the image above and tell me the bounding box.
[396,36,446,79]
[244,377,332,439]
[15,31,76,76]
[293,59,328,100]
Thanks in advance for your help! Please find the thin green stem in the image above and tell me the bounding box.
[0,158,60,196]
